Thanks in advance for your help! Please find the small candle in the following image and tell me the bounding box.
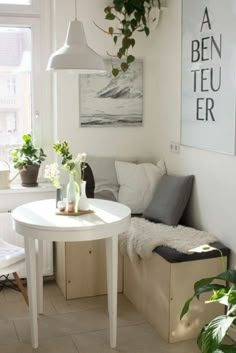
[57,200,66,211]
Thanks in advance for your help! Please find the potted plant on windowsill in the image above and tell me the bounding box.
[11,134,46,187]
[181,269,236,353]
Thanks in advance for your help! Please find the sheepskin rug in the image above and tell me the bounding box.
[119,217,217,262]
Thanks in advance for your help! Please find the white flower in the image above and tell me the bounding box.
[75,152,87,164]
[44,163,61,189]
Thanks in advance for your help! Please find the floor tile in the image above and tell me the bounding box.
[14,307,109,342]
[0,320,18,345]
[3,287,25,303]
[43,281,64,298]
[51,294,107,314]
[0,336,79,353]
[0,298,55,320]
[73,323,200,353]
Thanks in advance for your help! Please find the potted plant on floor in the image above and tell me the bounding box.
[181,269,236,353]
[11,134,46,187]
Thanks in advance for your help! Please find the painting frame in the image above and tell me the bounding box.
[79,59,143,128]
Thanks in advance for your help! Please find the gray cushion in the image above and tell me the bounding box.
[143,174,194,226]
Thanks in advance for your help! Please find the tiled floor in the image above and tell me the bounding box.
[0,281,200,353]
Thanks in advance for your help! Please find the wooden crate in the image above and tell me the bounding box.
[124,253,226,343]
[55,239,123,299]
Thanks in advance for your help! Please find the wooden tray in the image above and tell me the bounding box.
[56,209,94,216]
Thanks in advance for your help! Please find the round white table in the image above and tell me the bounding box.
[12,198,131,349]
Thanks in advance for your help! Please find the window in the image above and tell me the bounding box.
[0,0,39,15]
[0,25,33,163]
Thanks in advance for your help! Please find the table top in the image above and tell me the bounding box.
[12,199,131,241]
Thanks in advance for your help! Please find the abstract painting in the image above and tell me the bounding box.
[79,60,143,127]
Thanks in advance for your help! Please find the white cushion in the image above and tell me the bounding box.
[0,239,25,270]
[115,160,166,214]
[87,155,136,200]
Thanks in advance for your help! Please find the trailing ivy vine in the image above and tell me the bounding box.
[96,0,160,76]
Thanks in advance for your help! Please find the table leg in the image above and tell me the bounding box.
[25,237,38,349]
[37,239,44,314]
[105,235,118,348]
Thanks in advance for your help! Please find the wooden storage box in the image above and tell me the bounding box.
[55,239,123,299]
[124,252,227,343]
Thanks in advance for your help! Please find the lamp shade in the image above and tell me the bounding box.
[47,19,105,73]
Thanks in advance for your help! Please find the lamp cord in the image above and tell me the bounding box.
[75,0,77,19]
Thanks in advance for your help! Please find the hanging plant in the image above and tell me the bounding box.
[96,0,161,77]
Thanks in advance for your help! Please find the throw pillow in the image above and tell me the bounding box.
[143,174,194,226]
[115,160,166,214]
[87,155,136,200]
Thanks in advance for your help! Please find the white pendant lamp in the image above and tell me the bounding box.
[47,0,105,73]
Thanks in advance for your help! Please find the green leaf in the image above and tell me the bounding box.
[105,13,115,20]
[121,62,129,72]
[123,28,132,37]
[104,6,111,14]
[113,0,124,12]
[112,68,119,77]
[211,288,228,302]
[195,284,226,300]
[122,37,131,49]
[118,47,126,55]
[142,15,147,25]
[215,344,236,353]
[180,296,194,320]
[130,38,135,47]
[127,55,135,64]
[131,18,137,30]
[217,270,236,285]
[134,10,142,23]
[22,134,32,143]
[108,27,114,35]
[113,35,118,44]
[199,316,236,353]
[144,26,150,36]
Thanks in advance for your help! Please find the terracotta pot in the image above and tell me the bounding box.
[20,165,40,187]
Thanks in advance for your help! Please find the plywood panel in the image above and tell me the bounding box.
[169,257,226,343]
[55,239,123,299]
[124,254,171,341]
[55,242,66,297]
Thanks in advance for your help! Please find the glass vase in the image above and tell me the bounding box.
[78,180,89,211]
[66,173,80,213]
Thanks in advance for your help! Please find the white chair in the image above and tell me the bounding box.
[0,239,28,305]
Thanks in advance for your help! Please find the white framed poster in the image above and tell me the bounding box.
[181,0,236,154]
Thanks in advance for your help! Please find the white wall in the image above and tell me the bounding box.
[52,0,236,267]
[148,0,236,267]
[52,0,154,160]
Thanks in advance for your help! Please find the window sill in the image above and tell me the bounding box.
[0,183,55,195]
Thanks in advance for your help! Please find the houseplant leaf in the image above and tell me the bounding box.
[198,316,236,353]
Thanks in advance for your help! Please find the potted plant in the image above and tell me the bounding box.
[96,0,161,76]
[181,269,236,353]
[11,134,46,187]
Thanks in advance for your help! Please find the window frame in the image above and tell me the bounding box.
[0,15,41,158]
[0,0,39,16]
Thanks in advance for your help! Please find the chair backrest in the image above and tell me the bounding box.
[0,239,25,270]
[84,163,95,198]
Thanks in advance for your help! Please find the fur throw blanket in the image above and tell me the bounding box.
[119,217,217,262]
